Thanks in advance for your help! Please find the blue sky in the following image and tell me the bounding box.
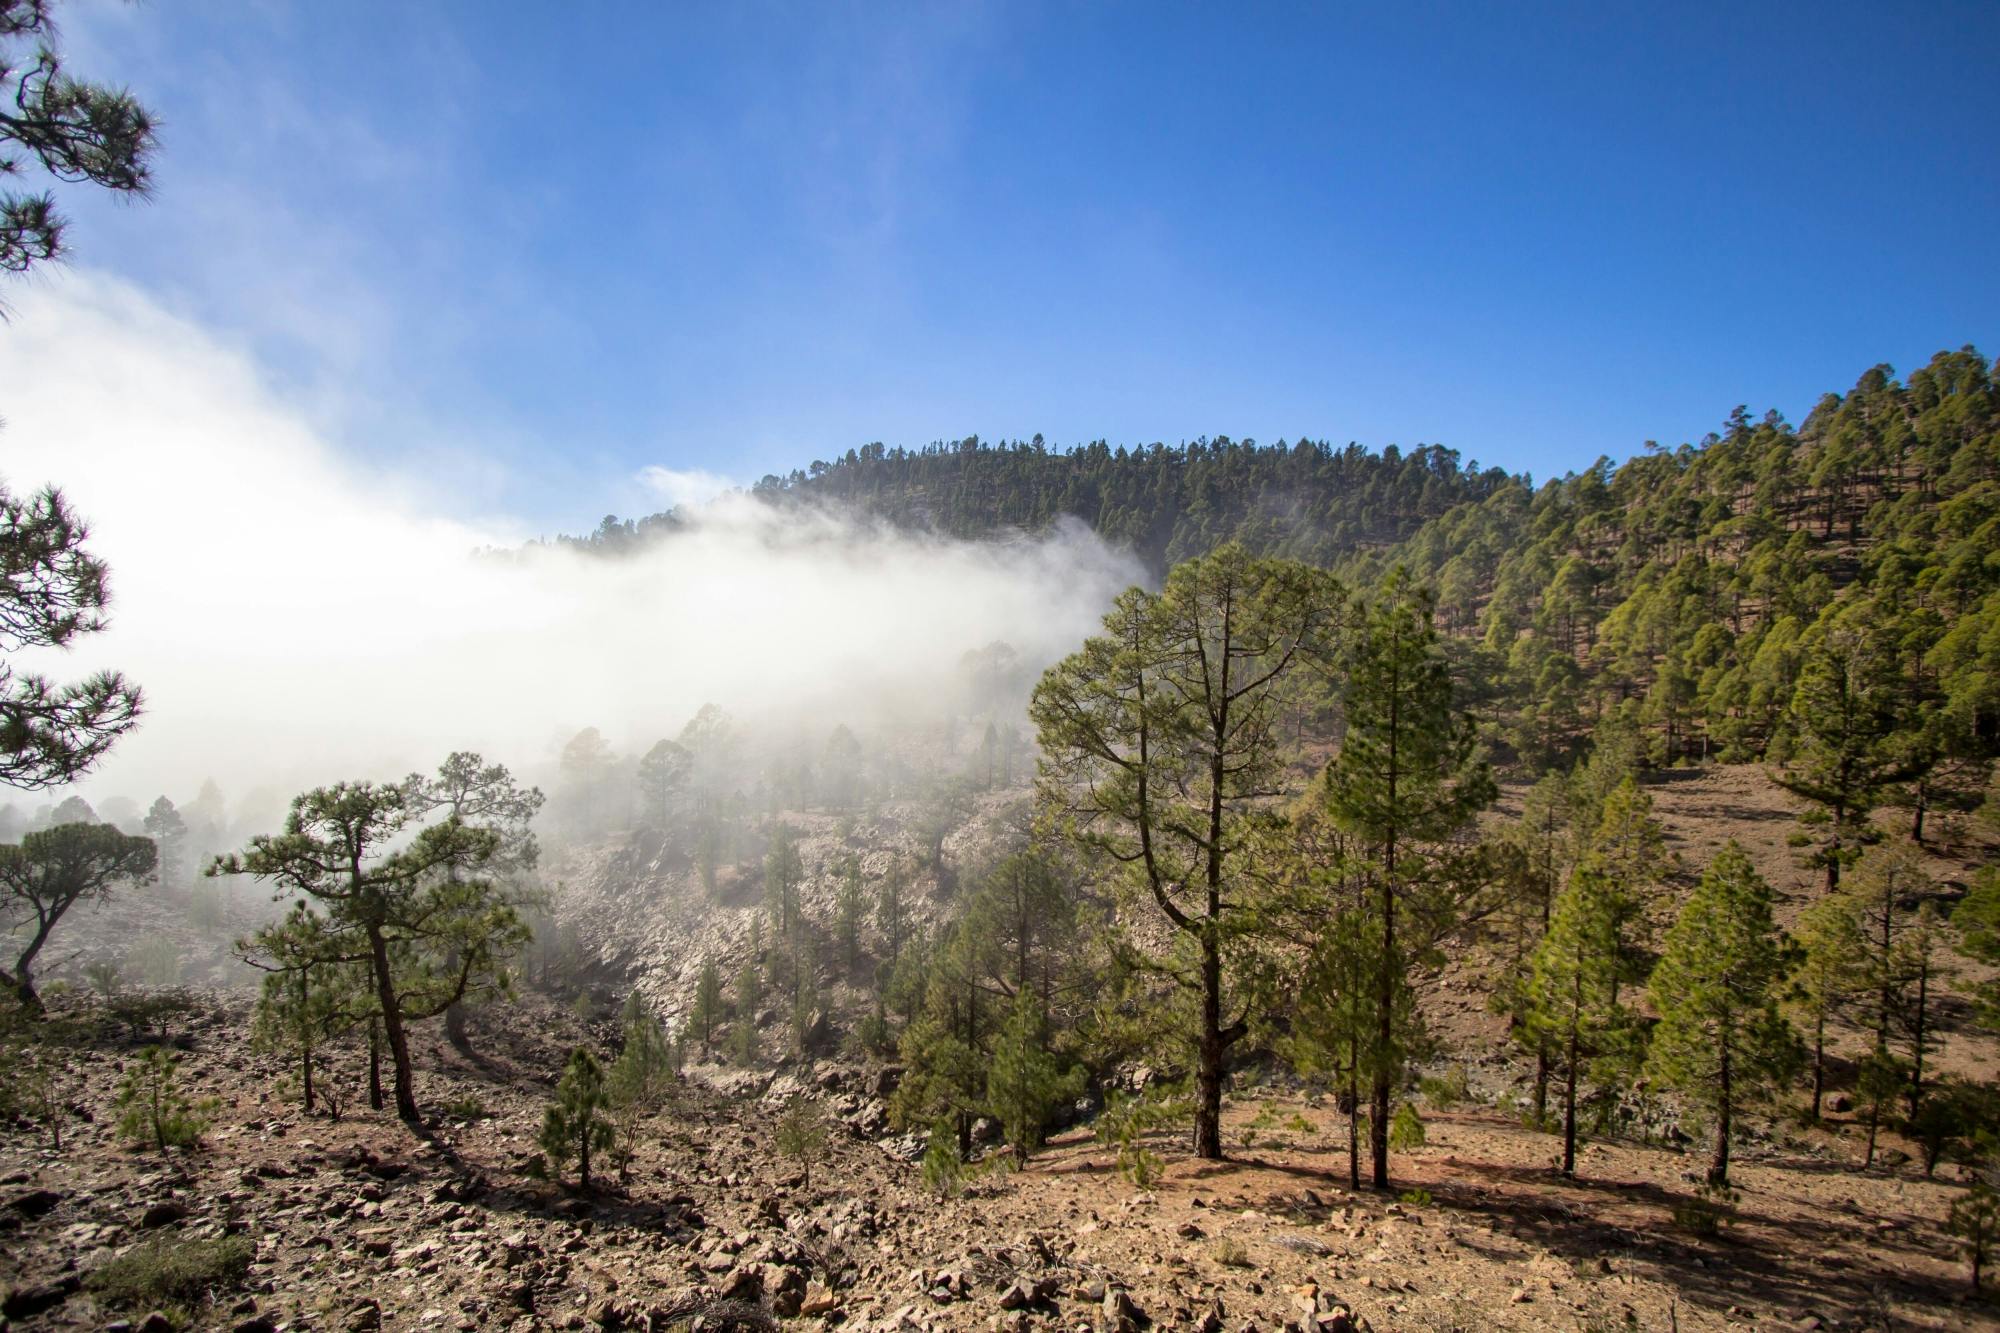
[41,0,2000,532]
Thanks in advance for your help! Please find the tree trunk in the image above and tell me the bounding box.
[1562,1020,1579,1176]
[1810,1013,1825,1122]
[368,928,422,1122]
[445,1000,471,1055]
[579,1126,592,1192]
[1194,931,1225,1160]
[1346,1069,1360,1191]
[7,915,56,1016]
[1708,1045,1732,1187]
[368,1020,384,1111]
[1533,1043,1550,1130]
[2,967,42,1015]
[1373,846,1395,1189]
[1908,959,1930,1116]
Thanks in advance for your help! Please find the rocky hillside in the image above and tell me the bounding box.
[2,985,1995,1332]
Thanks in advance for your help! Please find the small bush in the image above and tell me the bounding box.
[1948,1183,2000,1291]
[441,1092,488,1121]
[1119,1142,1162,1189]
[1399,1187,1432,1208]
[921,1122,962,1198]
[1420,1066,1470,1110]
[115,1046,218,1151]
[1669,1183,1737,1237]
[1241,1103,1284,1147]
[1096,1089,1185,1190]
[1212,1236,1253,1268]
[847,1012,890,1057]
[127,938,182,988]
[87,1234,253,1311]
[775,1096,830,1186]
[1,1038,65,1148]
[1389,1101,1427,1153]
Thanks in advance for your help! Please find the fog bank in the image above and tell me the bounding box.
[0,274,1142,811]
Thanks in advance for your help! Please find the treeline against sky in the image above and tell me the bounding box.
[575,347,2000,793]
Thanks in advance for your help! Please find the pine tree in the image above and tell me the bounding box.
[875,858,911,968]
[142,797,189,893]
[1488,773,1571,1128]
[986,990,1083,1161]
[1855,1049,1907,1168]
[889,920,995,1160]
[1645,842,1802,1186]
[1952,867,2000,1027]
[1581,778,1667,1006]
[540,1047,614,1191]
[635,739,691,829]
[242,902,365,1114]
[688,959,723,1055]
[212,781,525,1123]
[114,1046,216,1151]
[1895,904,1952,1115]
[1847,844,1948,1113]
[401,752,545,1057]
[764,824,803,938]
[1773,623,1912,894]
[775,1095,830,1186]
[1521,862,1631,1176]
[607,993,674,1174]
[1031,543,1345,1160]
[730,958,763,1066]
[833,856,867,974]
[1323,577,1492,1188]
[0,821,157,1010]
[607,992,674,1111]
[1949,1184,2000,1293]
[1286,903,1400,1190]
[1788,890,1863,1122]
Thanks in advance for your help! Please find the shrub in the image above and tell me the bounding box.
[115,1046,217,1151]
[87,1234,253,1311]
[1096,1089,1184,1190]
[775,1096,830,1186]
[1241,1103,1284,1147]
[1211,1237,1253,1268]
[921,1122,962,1198]
[1420,1065,1470,1110]
[441,1092,488,1122]
[84,959,123,998]
[1389,1101,1427,1153]
[1669,1182,1737,1237]
[1948,1183,2000,1291]
[127,938,182,987]
[1,1036,65,1148]
[539,1047,615,1191]
[1399,1187,1433,1208]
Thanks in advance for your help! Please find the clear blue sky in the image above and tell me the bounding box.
[46,0,2000,531]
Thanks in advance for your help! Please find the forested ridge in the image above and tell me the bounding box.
[573,347,2000,792]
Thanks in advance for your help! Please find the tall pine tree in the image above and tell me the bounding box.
[1323,576,1492,1188]
[1645,842,1802,1186]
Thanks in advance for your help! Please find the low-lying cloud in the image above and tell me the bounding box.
[0,274,1143,813]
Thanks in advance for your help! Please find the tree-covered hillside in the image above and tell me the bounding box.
[575,436,1513,569]
[1353,347,2000,782]
[573,347,1999,791]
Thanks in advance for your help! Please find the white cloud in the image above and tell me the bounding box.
[633,465,739,510]
[0,272,1141,811]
